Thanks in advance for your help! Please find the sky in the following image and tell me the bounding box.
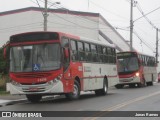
[0,0,160,57]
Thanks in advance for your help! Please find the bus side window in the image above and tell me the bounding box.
[71,40,78,61]
[77,41,85,61]
[62,37,70,71]
[142,55,145,66]
[84,43,91,62]
[153,58,156,66]
[61,37,69,48]
[97,45,103,62]
[107,47,112,63]
[103,47,108,63]
[112,48,116,63]
[91,44,98,62]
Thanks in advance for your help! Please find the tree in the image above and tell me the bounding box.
[0,47,8,74]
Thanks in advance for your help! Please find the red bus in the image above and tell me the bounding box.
[4,31,119,102]
[115,51,157,88]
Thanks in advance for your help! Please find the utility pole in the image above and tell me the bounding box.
[44,0,48,31]
[130,0,133,51]
[156,28,159,64]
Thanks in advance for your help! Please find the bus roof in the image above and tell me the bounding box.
[10,31,115,48]
[117,51,155,58]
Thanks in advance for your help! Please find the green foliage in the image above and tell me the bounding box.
[0,48,5,68]
[0,48,6,73]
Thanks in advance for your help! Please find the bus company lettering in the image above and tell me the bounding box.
[37,78,47,82]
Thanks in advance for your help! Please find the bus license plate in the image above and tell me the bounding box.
[29,87,39,91]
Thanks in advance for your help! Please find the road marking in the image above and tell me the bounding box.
[83,91,160,120]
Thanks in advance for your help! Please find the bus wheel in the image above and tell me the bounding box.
[115,84,124,89]
[138,78,146,87]
[95,78,108,96]
[147,74,154,86]
[129,84,135,88]
[26,94,42,103]
[65,80,80,100]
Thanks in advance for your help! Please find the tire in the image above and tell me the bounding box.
[129,84,135,88]
[95,78,108,96]
[65,80,80,100]
[147,81,153,86]
[138,77,146,87]
[26,94,42,103]
[115,84,124,89]
[148,74,154,86]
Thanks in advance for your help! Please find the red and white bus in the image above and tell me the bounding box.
[115,51,157,88]
[4,31,119,102]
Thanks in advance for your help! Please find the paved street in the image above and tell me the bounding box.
[0,82,160,120]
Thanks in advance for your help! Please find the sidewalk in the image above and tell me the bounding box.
[0,94,25,100]
[0,94,26,105]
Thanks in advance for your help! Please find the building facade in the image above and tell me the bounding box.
[0,7,130,51]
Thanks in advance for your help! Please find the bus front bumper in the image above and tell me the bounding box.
[7,80,64,95]
[118,76,141,85]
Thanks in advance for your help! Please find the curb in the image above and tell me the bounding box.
[0,99,27,107]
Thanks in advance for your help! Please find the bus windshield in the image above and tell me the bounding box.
[10,43,61,72]
[117,57,139,73]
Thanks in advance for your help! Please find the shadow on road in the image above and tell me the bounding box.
[27,92,116,105]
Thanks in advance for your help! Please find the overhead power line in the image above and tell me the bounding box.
[136,2,158,29]
[89,1,129,20]
[133,30,155,52]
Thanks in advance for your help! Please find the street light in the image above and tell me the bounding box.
[43,1,60,31]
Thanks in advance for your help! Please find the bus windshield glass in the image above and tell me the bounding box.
[117,56,139,73]
[10,43,61,72]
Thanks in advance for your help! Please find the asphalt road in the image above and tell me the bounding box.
[0,82,160,120]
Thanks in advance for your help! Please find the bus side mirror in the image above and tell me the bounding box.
[138,60,142,66]
[64,48,69,58]
[3,47,7,59]
[3,46,9,60]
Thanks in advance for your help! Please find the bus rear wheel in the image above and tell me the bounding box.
[26,94,42,103]
[95,78,108,96]
[147,81,153,86]
[147,74,154,86]
[65,80,80,100]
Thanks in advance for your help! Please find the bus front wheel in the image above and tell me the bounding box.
[65,80,80,100]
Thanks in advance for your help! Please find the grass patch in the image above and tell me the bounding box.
[0,87,10,95]
[0,75,10,95]
[0,91,10,95]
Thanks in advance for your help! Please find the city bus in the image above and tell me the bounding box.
[115,51,157,88]
[4,31,119,102]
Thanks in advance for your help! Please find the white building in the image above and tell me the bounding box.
[0,7,130,51]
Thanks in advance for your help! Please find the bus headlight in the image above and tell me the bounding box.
[47,74,63,85]
[135,72,140,77]
[53,74,62,83]
[11,80,21,86]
